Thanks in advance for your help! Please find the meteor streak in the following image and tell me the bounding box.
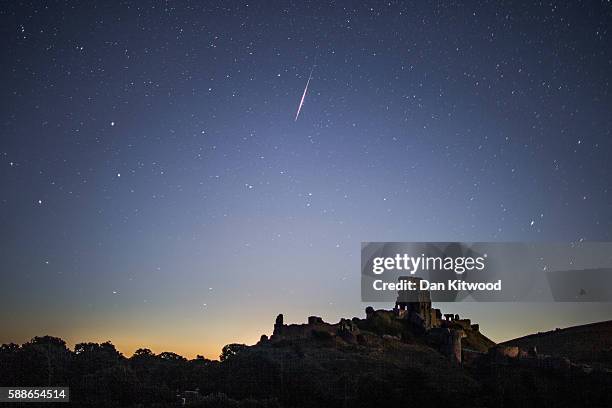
[294,62,315,121]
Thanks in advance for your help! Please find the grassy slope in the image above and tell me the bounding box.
[501,320,612,366]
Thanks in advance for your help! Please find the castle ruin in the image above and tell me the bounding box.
[268,276,482,364]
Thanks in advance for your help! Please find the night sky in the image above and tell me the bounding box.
[2,1,612,358]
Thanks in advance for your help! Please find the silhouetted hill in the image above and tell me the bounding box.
[501,320,612,367]
[222,335,480,407]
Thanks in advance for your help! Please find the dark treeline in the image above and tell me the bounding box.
[3,335,612,407]
[0,336,275,407]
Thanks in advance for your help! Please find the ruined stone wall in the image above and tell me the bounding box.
[427,327,464,364]
[271,314,338,341]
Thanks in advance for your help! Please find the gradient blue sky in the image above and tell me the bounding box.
[1,1,611,358]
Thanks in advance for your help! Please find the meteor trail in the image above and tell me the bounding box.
[294,62,315,121]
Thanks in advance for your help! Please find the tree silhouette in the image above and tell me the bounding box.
[220,343,247,362]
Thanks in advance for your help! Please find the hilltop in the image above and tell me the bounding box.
[501,320,612,368]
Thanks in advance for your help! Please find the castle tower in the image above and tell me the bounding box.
[395,276,437,329]
[272,314,284,337]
